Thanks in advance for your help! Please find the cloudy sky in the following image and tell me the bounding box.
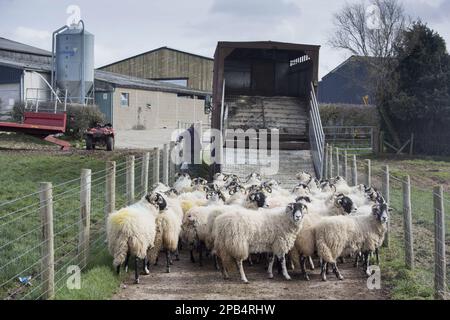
[0,0,449,79]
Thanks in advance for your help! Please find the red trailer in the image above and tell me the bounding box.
[0,112,71,150]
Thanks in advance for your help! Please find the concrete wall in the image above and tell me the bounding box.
[112,87,209,130]
[100,48,213,92]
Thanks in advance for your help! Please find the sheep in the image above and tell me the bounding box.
[146,192,183,273]
[106,194,160,284]
[296,171,320,193]
[314,202,389,281]
[224,183,246,205]
[290,194,356,280]
[212,202,307,283]
[291,183,311,198]
[173,172,193,193]
[243,172,262,189]
[181,190,225,267]
[191,177,208,191]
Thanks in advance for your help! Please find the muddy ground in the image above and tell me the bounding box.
[112,251,389,300]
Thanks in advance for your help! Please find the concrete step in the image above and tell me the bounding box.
[221,148,316,187]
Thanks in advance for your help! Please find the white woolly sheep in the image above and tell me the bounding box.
[314,202,389,281]
[212,202,307,283]
[146,192,183,272]
[106,194,160,284]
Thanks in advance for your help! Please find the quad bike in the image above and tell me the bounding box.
[84,122,115,151]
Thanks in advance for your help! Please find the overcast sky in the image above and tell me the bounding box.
[0,0,449,79]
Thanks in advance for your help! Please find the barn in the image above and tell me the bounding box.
[0,37,53,119]
[0,37,211,130]
[98,46,214,92]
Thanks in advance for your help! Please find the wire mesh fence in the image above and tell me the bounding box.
[0,146,177,300]
[326,143,448,299]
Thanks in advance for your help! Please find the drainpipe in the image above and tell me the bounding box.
[51,25,69,98]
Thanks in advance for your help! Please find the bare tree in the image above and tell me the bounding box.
[329,0,408,147]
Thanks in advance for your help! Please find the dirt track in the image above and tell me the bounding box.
[112,251,390,300]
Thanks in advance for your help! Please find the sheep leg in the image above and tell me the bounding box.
[134,257,140,284]
[220,259,229,280]
[116,265,120,275]
[248,255,254,266]
[214,254,220,271]
[190,249,196,263]
[143,256,150,275]
[354,252,361,268]
[375,248,380,265]
[199,243,204,267]
[174,248,180,261]
[236,259,249,284]
[300,255,310,281]
[276,256,282,275]
[124,251,130,273]
[332,263,344,280]
[364,252,371,277]
[154,255,159,266]
[338,256,345,264]
[325,262,330,275]
[320,262,328,281]
[267,254,275,279]
[165,250,171,273]
[278,254,291,280]
[308,256,315,270]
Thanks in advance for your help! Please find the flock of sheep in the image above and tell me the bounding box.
[106,170,389,284]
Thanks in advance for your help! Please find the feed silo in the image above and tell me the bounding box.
[53,21,94,104]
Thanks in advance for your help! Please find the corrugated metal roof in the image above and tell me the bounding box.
[0,56,51,71]
[0,54,210,96]
[0,37,52,56]
[95,70,210,96]
[99,46,213,69]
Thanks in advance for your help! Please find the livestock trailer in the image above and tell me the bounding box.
[211,41,324,180]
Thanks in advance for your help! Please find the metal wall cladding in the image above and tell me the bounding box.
[56,28,94,102]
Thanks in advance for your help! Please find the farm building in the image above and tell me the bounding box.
[0,37,53,119]
[318,55,375,105]
[0,37,210,129]
[99,47,214,92]
[95,70,210,130]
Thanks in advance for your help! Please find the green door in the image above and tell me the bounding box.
[95,91,113,124]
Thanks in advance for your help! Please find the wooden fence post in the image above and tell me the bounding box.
[403,175,414,269]
[433,186,446,300]
[141,152,150,195]
[39,182,54,300]
[79,169,91,268]
[343,150,348,182]
[365,159,371,187]
[169,141,176,186]
[335,147,340,177]
[105,161,116,219]
[382,165,390,247]
[153,148,160,185]
[163,144,169,185]
[126,156,135,205]
[352,155,358,187]
[323,143,329,180]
